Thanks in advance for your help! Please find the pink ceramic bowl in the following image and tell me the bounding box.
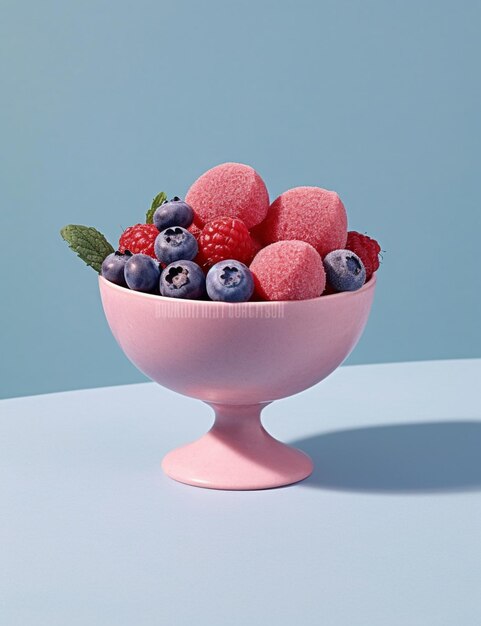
[99,274,376,490]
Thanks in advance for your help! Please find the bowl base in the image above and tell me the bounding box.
[161,402,313,490]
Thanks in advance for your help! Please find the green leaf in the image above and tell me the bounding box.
[60,225,115,273]
[146,191,167,223]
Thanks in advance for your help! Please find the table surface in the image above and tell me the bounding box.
[1,359,481,626]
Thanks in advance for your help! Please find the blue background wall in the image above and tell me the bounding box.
[1,0,480,399]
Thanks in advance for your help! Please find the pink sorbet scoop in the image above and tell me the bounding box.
[185,162,269,229]
[257,186,348,257]
[250,240,326,301]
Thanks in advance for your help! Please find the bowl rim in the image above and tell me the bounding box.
[99,272,376,306]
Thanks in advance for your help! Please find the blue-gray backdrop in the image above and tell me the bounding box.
[1,0,480,399]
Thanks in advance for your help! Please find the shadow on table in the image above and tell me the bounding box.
[290,421,481,493]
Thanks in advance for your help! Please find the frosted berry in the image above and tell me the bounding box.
[250,240,325,301]
[258,186,347,257]
[185,162,269,228]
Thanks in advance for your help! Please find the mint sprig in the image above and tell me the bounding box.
[60,225,114,273]
[146,191,167,224]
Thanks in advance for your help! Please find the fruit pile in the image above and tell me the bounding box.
[61,162,381,302]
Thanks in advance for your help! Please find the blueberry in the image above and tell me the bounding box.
[153,197,194,230]
[154,227,198,264]
[206,260,254,302]
[160,260,206,299]
[323,249,366,292]
[101,251,132,287]
[124,253,161,293]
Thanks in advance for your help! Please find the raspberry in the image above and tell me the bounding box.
[119,223,159,259]
[322,281,337,296]
[188,223,208,269]
[345,231,381,281]
[188,223,203,240]
[198,217,254,268]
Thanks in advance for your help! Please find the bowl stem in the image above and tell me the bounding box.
[161,402,313,490]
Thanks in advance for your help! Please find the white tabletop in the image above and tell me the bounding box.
[1,359,481,626]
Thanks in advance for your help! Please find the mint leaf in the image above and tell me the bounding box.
[145,206,156,224]
[146,191,167,223]
[60,225,114,273]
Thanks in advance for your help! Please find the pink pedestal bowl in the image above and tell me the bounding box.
[99,274,376,490]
